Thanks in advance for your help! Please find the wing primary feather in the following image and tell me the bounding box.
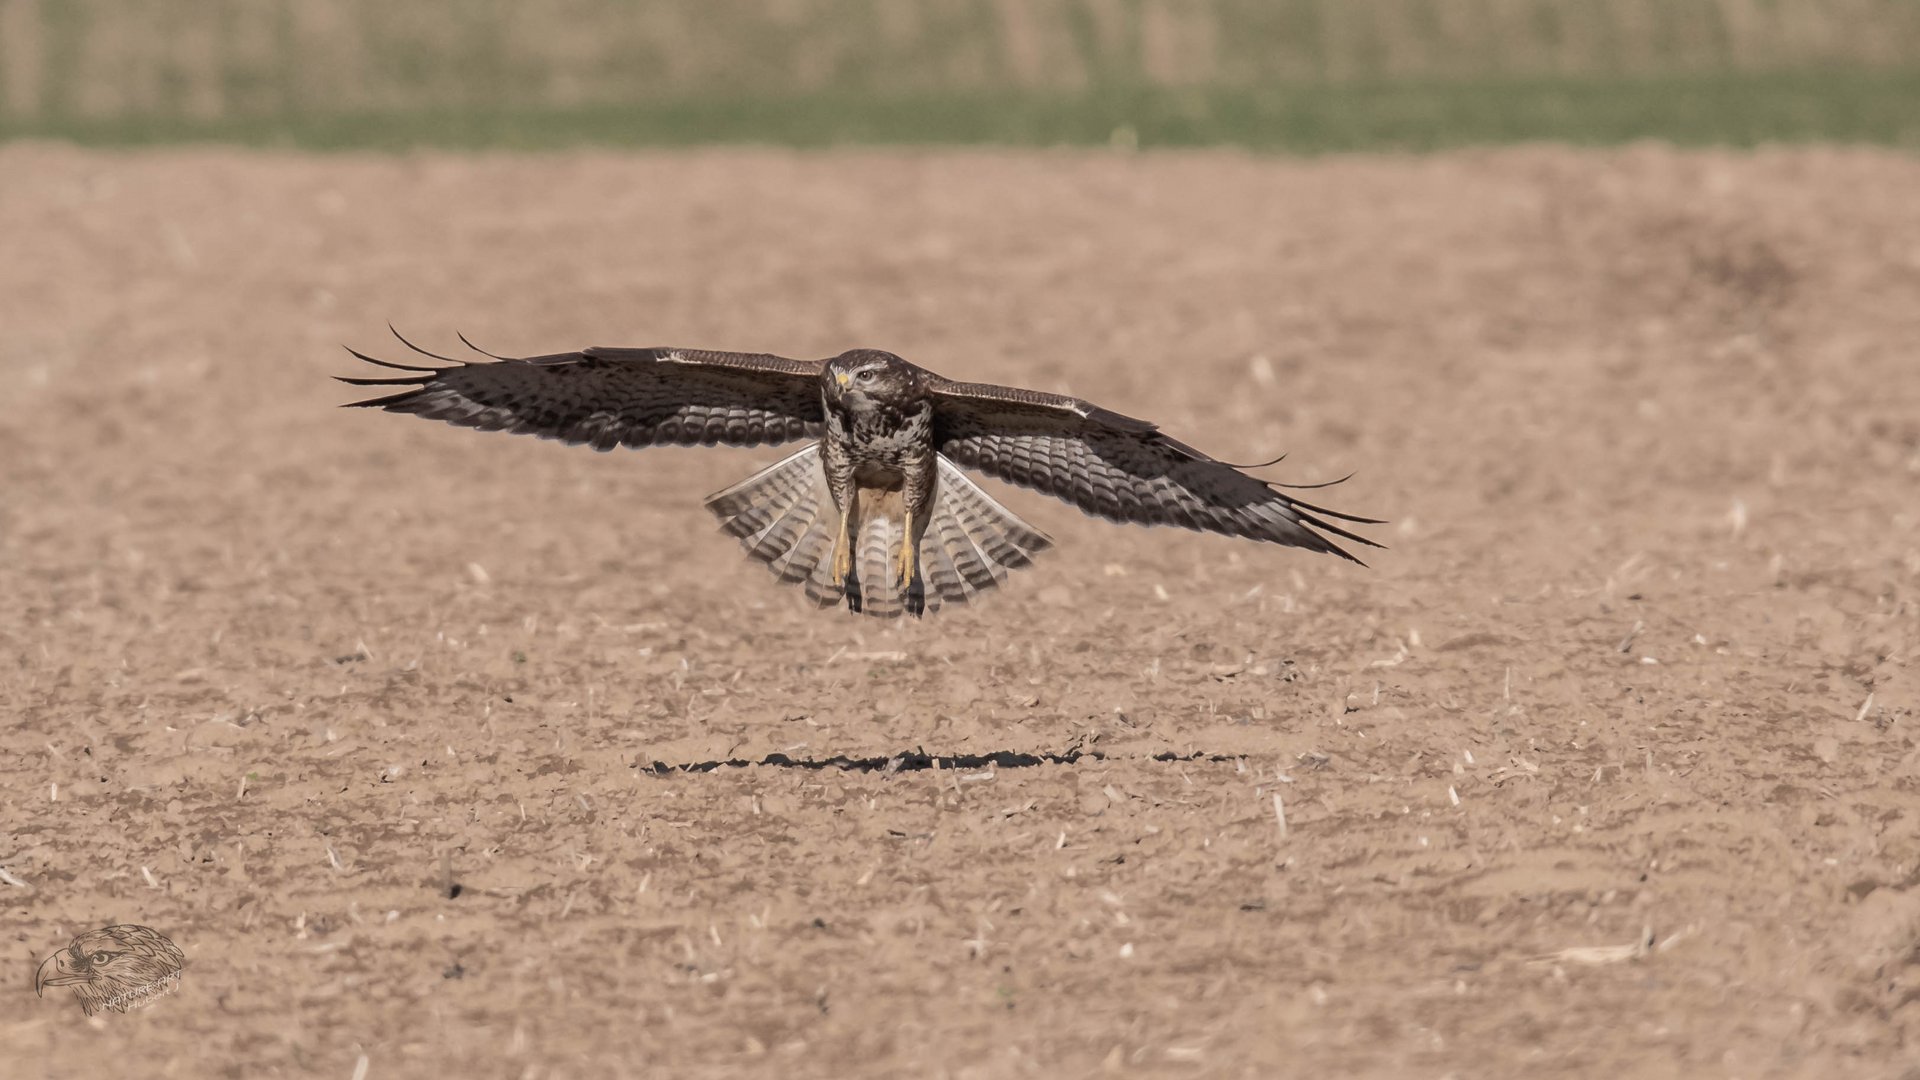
[1265,470,1359,492]
[1289,508,1383,554]
[343,345,445,373]
[335,374,434,387]
[1187,449,1360,478]
[339,387,432,409]
[1212,450,1289,470]
[456,331,516,361]
[1279,491,1387,526]
[388,324,466,365]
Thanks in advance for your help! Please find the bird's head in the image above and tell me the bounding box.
[37,925,184,1015]
[824,350,917,413]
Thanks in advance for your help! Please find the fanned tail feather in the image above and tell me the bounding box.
[851,493,911,618]
[703,449,1052,618]
[705,446,844,608]
[918,457,1051,611]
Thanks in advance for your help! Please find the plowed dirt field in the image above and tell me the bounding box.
[4,143,1918,1078]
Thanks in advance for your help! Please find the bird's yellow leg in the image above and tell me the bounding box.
[895,533,917,589]
[830,506,854,587]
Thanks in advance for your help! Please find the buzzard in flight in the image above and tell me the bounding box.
[340,334,1379,617]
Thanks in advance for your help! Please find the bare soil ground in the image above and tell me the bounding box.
[3,143,1919,1079]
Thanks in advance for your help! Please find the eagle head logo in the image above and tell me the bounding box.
[36,925,185,1016]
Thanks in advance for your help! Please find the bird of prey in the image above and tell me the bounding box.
[340,334,1379,617]
[36,925,185,1016]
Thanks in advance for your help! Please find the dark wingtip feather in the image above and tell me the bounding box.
[335,374,434,387]
[1284,490,1388,527]
[1283,518,1373,567]
[1292,507,1387,555]
[1267,470,1356,492]
[343,344,445,373]
[1216,450,1290,470]
[1176,434,1386,526]
[340,387,432,409]
[457,330,515,361]
[388,324,465,365]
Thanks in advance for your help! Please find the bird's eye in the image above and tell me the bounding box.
[857,370,876,383]
[88,951,119,965]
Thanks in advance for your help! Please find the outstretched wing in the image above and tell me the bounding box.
[928,377,1382,562]
[338,333,826,451]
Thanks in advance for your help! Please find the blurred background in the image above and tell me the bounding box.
[2,0,1918,151]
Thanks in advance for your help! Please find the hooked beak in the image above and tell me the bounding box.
[834,371,850,388]
[36,951,84,994]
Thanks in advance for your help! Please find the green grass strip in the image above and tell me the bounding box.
[5,69,1917,152]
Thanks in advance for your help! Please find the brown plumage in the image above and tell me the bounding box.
[339,332,1380,617]
[36,925,185,1015]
